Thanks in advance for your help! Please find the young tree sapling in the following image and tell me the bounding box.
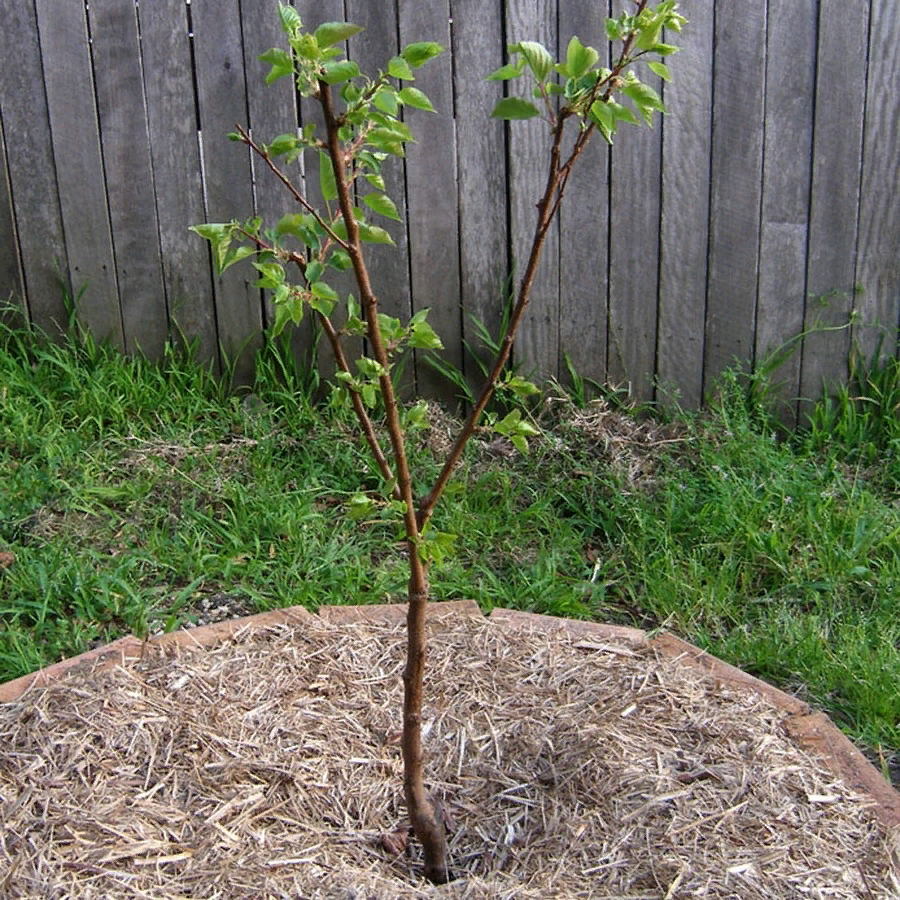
[192,0,684,882]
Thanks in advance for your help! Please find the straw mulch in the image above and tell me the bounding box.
[1,610,897,899]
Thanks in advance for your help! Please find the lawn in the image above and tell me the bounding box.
[1,316,898,782]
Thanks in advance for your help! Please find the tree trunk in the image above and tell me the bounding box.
[402,562,451,883]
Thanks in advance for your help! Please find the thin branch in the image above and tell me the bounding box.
[235,124,350,252]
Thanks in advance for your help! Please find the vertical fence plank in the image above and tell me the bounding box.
[242,0,300,332]
[0,119,26,327]
[855,0,900,365]
[657,0,712,411]
[400,0,462,403]
[557,1,610,392]
[0,2,68,334]
[608,78,663,402]
[36,0,123,347]
[755,0,817,426]
[89,0,168,359]
[451,0,508,402]
[345,0,415,395]
[799,0,869,415]
[704,2,766,394]
[294,0,353,386]
[192,0,262,384]
[506,0,559,381]
[139,0,218,368]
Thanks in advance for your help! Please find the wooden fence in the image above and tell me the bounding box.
[1,0,898,419]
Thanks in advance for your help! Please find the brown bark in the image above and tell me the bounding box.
[319,81,451,882]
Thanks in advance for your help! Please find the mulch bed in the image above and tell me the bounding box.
[1,603,898,898]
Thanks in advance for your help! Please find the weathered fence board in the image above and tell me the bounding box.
[401,0,463,402]
[0,5,67,334]
[656,0,712,410]
[38,0,122,347]
[506,0,560,382]
[755,0,817,425]
[451,0,508,400]
[1,0,897,414]
[855,0,900,367]
[704,2,766,391]
[139,0,218,367]
[192,0,263,384]
[557,0,611,395]
[91,0,169,358]
[800,0,870,417]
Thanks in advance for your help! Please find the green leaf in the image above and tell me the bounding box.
[373,86,399,116]
[401,42,444,68]
[318,150,338,203]
[277,3,303,34]
[648,61,672,82]
[365,173,386,191]
[327,249,352,271]
[321,59,360,84]
[502,375,540,398]
[309,281,338,316]
[387,56,415,80]
[419,529,457,564]
[510,41,554,82]
[609,100,640,125]
[304,260,325,283]
[219,244,256,274]
[367,128,408,157]
[363,192,402,221]
[397,86,434,112]
[348,493,377,520]
[258,48,294,84]
[624,80,665,124]
[407,321,444,350]
[565,36,600,79]
[266,133,301,157]
[252,261,285,289]
[356,356,387,378]
[646,42,680,56]
[486,61,525,81]
[404,400,429,431]
[357,222,396,246]
[491,96,541,120]
[376,313,406,344]
[314,21,363,48]
[292,33,321,62]
[588,100,616,142]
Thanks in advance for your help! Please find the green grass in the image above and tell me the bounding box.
[1,317,899,776]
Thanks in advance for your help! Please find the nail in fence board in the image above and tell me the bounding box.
[855,0,900,367]
[657,0,712,411]
[704,2,766,395]
[800,0,869,417]
[90,0,168,360]
[506,0,559,380]
[401,0,463,403]
[755,0,817,427]
[36,0,122,348]
[139,0,219,368]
